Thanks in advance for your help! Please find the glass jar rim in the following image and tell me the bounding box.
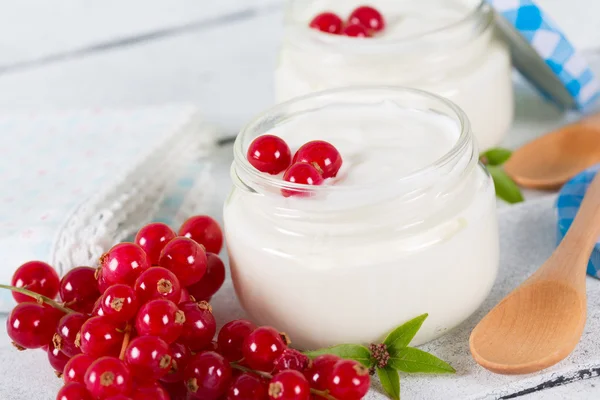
[284,0,492,52]
[233,85,474,194]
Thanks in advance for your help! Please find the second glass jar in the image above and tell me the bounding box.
[275,0,513,150]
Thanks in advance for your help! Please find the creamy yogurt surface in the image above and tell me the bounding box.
[225,95,499,349]
[270,101,459,188]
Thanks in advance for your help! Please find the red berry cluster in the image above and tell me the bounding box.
[246,135,342,197]
[4,214,370,399]
[5,215,228,400]
[309,6,385,38]
[217,321,370,400]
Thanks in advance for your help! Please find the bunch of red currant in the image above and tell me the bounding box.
[309,5,385,38]
[3,214,370,400]
[218,322,370,400]
[246,135,342,197]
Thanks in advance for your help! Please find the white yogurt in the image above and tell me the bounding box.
[275,0,513,150]
[225,87,499,350]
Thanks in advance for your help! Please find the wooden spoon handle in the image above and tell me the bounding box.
[549,172,600,283]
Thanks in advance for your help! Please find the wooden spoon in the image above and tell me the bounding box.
[504,113,600,190]
[470,172,600,375]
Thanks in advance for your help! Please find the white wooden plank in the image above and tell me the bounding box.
[520,378,600,399]
[0,9,284,134]
[0,0,282,66]
[0,0,597,68]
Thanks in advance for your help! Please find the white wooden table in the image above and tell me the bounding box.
[0,1,599,398]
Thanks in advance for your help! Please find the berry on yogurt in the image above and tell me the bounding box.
[247,134,292,175]
[309,12,344,34]
[343,22,371,38]
[293,140,343,178]
[282,163,325,197]
[349,5,385,33]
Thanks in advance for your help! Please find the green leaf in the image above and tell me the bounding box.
[488,165,524,204]
[388,347,455,374]
[383,314,428,353]
[304,344,372,367]
[377,366,401,400]
[481,147,512,166]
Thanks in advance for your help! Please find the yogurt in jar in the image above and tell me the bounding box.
[225,87,499,350]
[275,0,513,150]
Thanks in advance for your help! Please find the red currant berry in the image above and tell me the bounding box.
[125,335,172,380]
[343,23,371,37]
[54,313,87,357]
[227,373,268,400]
[177,301,216,351]
[242,326,289,372]
[84,356,133,399]
[59,266,100,309]
[349,5,385,33]
[282,163,324,197]
[186,253,226,302]
[179,215,224,254]
[11,261,59,303]
[160,342,192,383]
[7,303,59,349]
[63,353,95,384]
[247,135,292,175]
[135,299,185,344]
[309,12,343,34]
[202,341,219,352]
[159,237,207,287]
[135,222,177,265]
[179,287,191,303]
[103,395,132,400]
[100,243,150,286]
[184,351,232,400]
[132,382,170,400]
[303,354,340,391]
[73,299,97,314]
[293,140,342,179]
[57,382,93,400]
[98,273,111,294]
[101,284,139,323]
[134,266,182,304]
[326,359,370,399]
[78,316,125,357]
[268,370,310,400]
[162,381,188,400]
[48,345,71,373]
[273,349,311,373]
[91,297,105,317]
[218,319,257,362]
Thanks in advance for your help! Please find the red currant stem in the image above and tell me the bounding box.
[230,363,338,400]
[230,363,273,379]
[62,299,78,308]
[0,284,75,314]
[310,390,338,400]
[118,323,132,361]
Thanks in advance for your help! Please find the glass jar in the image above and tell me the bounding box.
[275,0,513,151]
[225,87,499,350]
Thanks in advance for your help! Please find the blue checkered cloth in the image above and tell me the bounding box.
[556,164,600,278]
[487,0,600,109]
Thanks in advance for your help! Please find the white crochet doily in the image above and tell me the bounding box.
[50,111,217,275]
